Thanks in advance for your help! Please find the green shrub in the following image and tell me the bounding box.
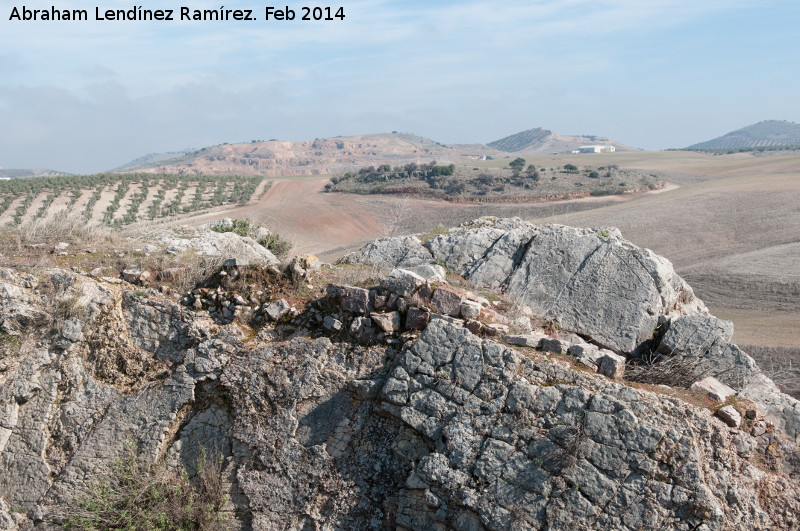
[258,233,293,259]
[211,219,251,237]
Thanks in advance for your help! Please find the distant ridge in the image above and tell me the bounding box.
[112,150,194,172]
[687,120,800,150]
[0,168,70,178]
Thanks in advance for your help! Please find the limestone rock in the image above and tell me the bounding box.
[540,338,571,355]
[503,334,546,348]
[339,235,434,269]
[691,377,736,402]
[381,269,425,297]
[598,352,626,380]
[717,405,742,428]
[265,299,291,321]
[159,227,278,266]
[406,308,431,331]
[659,314,758,390]
[459,300,482,320]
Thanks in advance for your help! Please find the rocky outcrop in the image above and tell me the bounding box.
[2,220,800,529]
[341,217,800,444]
[342,218,705,356]
[157,225,279,266]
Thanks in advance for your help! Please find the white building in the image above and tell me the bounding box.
[578,145,615,153]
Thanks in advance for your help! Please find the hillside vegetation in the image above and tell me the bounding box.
[0,173,264,227]
[487,127,553,152]
[325,160,662,201]
[686,120,800,152]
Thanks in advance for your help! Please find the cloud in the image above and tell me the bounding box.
[0,0,794,170]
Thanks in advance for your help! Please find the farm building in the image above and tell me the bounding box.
[578,145,615,153]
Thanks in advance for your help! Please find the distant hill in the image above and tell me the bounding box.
[112,150,194,171]
[118,133,510,177]
[687,120,800,150]
[0,168,70,178]
[487,127,638,153]
[115,128,637,177]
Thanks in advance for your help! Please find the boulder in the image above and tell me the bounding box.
[323,315,343,332]
[406,308,431,330]
[659,314,759,390]
[381,269,425,298]
[658,314,734,356]
[407,264,446,283]
[341,286,370,314]
[431,286,464,317]
[540,338,571,355]
[410,220,706,355]
[717,405,742,428]
[459,300,482,320]
[598,352,626,379]
[339,235,434,269]
[349,316,372,337]
[160,228,278,266]
[265,299,291,321]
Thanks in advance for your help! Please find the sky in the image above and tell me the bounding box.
[1,0,799,173]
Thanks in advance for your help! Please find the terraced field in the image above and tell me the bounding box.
[0,173,265,227]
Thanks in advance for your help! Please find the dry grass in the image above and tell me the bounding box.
[63,444,230,530]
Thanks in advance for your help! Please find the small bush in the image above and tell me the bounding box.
[258,233,293,260]
[211,219,251,238]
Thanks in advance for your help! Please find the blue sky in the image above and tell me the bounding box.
[1,0,798,173]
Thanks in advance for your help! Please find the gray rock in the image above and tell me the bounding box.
[265,299,291,321]
[408,264,447,283]
[371,312,401,334]
[659,314,759,389]
[160,228,278,266]
[341,286,370,314]
[432,286,464,317]
[381,269,425,297]
[540,338,571,354]
[504,333,546,348]
[598,353,626,379]
[717,405,742,428]
[658,314,734,356]
[339,235,434,269]
[323,315,343,332]
[406,308,431,330]
[349,316,372,337]
[459,300,482,320]
[691,377,736,402]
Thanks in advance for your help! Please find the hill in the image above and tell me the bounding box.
[687,120,800,151]
[119,133,500,177]
[487,127,639,153]
[116,129,635,177]
[111,150,194,171]
[0,168,70,178]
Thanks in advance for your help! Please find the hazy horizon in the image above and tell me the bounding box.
[1,0,799,173]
